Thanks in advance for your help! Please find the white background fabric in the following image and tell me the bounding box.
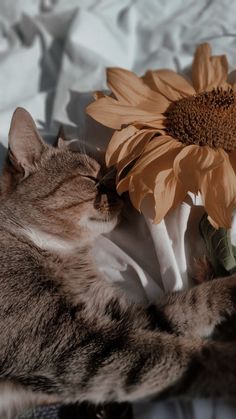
[0,0,236,417]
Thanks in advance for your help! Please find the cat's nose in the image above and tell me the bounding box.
[96,181,123,208]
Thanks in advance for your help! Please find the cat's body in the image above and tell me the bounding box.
[1,108,236,418]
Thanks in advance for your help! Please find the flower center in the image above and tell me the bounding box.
[164,87,236,151]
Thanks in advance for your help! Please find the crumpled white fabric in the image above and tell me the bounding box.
[0,1,236,418]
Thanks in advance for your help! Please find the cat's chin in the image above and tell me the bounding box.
[80,215,119,235]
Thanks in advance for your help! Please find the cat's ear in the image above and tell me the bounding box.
[57,137,66,149]
[57,125,66,149]
[8,107,45,178]
[57,137,78,151]
[56,125,80,150]
[53,125,65,149]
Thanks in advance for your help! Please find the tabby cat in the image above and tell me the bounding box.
[0,108,236,418]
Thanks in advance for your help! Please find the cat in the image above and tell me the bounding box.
[0,107,236,418]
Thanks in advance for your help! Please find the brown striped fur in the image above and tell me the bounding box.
[0,108,236,417]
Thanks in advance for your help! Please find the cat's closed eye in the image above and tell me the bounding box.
[82,175,100,185]
[86,175,99,182]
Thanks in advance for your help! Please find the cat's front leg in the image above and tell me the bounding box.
[148,275,236,338]
[54,330,236,402]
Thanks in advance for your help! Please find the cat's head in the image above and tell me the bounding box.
[1,108,122,244]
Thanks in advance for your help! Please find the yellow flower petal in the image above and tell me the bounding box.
[192,43,214,92]
[117,136,176,194]
[116,130,157,178]
[153,169,187,223]
[173,145,224,193]
[118,137,183,209]
[143,69,195,101]
[107,67,169,112]
[200,155,236,229]
[143,70,182,101]
[129,175,153,210]
[86,96,159,129]
[116,136,172,193]
[116,174,131,195]
[156,69,195,95]
[116,129,157,165]
[106,126,138,167]
[128,135,183,175]
[208,55,229,89]
[134,119,167,129]
[192,43,228,92]
[129,169,186,217]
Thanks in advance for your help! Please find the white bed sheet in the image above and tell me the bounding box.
[0,0,236,417]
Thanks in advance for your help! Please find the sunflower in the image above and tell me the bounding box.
[86,43,236,229]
